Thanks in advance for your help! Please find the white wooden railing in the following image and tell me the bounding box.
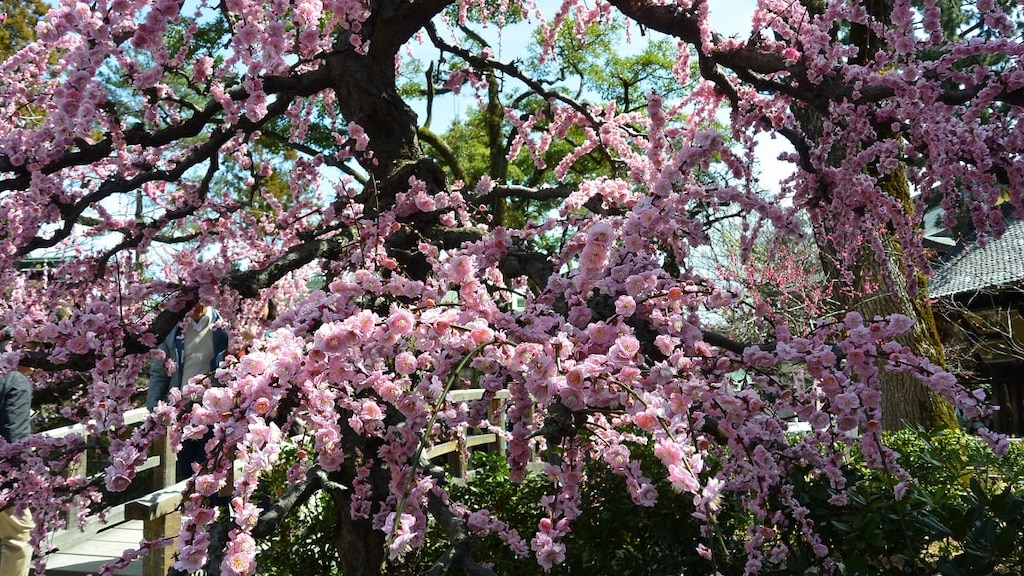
[42,407,171,553]
[39,390,511,576]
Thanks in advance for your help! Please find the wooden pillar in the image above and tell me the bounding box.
[141,512,181,576]
[154,433,177,490]
[446,435,468,479]
[489,397,507,454]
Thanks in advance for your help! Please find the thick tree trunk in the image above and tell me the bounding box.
[791,0,957,430]
[330,441,392,576]
[813,168,957,431]
[846,240,958,430]
[323,0,451,214]
[336,503,388,576]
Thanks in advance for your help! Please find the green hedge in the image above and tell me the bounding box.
[256,431,1024,575]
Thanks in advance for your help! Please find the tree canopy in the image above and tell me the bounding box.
[1,0,1022,574]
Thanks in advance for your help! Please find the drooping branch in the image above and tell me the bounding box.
[21,250,327,370]
[253,465,345,538]
[19,91,304,256]
[425,24,600,123]
[22,297,198,371]
[421,464,499,576]
[94,155,221,279]
[0,67,333,193]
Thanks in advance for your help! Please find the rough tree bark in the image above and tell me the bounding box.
[798,0,957,431]
[312,3,451,575]
[812,170,958,431]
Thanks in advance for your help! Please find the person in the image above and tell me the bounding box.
[238,299,277,357]
[0,339,35,576]
[148,301,229,481]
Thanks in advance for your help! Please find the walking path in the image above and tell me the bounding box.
[45,521,145,576]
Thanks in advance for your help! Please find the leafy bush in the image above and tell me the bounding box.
[256,431,1024,576]
[783,429,1024,575]
[256,445,344,576]
[395,446,719,576]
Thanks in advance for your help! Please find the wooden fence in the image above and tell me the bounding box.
[43,407,167,552]
[40,389,510,576]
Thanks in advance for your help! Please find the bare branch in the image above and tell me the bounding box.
[419,126,468,185]
[421,464,499,576]
[252,465,344,539]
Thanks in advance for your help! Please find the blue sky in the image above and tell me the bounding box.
[407,0,792,192]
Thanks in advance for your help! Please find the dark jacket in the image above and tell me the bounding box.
[0,371,32,442]
[147,311,229,410]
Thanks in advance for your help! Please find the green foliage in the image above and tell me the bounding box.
[783,429,1024,575]
[256,446,345,576]
[395,446,717,576]
[553,448,717,576]
[393,451,549,575]
[0,0,48,59]
[254,431,1024,576]
[164,15,232,66]
[525,18,687,114]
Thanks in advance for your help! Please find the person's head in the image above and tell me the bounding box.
[189,301,209,322]
[16,344,39,375]
[2,329,40,375]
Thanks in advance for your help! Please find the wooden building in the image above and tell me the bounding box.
[930,217,1024,436]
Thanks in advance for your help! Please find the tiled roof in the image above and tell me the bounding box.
[930,218,1024,298]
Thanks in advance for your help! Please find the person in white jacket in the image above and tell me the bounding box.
[147,302,230,481]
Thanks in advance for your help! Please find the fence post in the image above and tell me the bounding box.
[153,433,176,490]
[488,396,507,455]
[142,511,181,576]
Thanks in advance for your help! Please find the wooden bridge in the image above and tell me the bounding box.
[38,390,509,576]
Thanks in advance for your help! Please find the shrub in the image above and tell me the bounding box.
[395,446,721,576]
[256,431,1024,575]
[784,429,1024,575]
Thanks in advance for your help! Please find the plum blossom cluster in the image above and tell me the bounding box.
[139,212,995,575]
[1,0,1023,575]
